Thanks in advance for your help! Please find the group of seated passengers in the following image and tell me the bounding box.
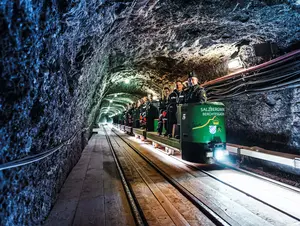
[119,72,207,139]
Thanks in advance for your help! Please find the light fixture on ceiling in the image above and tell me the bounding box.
[228,57,243,71]
[114,94,117,97]
[109,100,113,103]
[124,78,130,84]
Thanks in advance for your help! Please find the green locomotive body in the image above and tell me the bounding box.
[180,102,227,163]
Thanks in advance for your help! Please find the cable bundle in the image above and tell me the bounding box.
[203,50,300,101]
[0,126,90,171]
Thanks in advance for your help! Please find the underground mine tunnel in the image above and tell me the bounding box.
[1,0,300,225]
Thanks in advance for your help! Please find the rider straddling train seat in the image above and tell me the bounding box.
[185,72,207,104]
[169,72,207,139]
[146,94,159,132]
[157,87,170,136]
[157,110,167,135]
[140,97,148,129]
[166,81,184,138]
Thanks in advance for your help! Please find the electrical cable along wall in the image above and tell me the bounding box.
[203,50,300,101]
[0,126,91,171]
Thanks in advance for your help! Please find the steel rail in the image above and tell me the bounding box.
[217,162,300,194]
[114,125,300,222]
[111,128,231,226]
[144,139,300,194]
[186,162,300,221]
[158,152,300,222]
[103,126,147,226]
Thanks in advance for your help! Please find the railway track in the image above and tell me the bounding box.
[110,125,300,226]
[103,126,228,226]
[172,157,300,222]
[217,161,300,194]
[103,126,147,226]
[147,145,300,221]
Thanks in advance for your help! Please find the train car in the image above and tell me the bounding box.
[115,102,227,164]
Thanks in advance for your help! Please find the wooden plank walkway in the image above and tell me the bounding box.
[119,130,300,226]
[107,128,214,226]
[44,130,135,226]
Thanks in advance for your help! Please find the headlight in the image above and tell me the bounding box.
[214,149,229,161]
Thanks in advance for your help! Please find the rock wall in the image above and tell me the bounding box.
[1,0,300,225]
[0,0,116,224]
[225,87,300,154]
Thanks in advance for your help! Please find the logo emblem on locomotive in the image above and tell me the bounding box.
[209,125,217,134]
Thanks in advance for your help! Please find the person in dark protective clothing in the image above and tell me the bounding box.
[140,97,147,129]
[157,110,167,135]
[185,72,207,104]
[177,83,187,104]
[157,87,170,135]
[158,87,170,113]
[125,103,131,126]
[167,81,184,138]
[146,94,159,131]
[174,82,187,139]
[133,101,141,128]
[127,103,135,126]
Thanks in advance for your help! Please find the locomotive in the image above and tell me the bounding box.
[114,102,227,164]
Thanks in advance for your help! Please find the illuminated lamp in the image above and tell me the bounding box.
[109,100,113,103]
[124,78,130,84]
[228,58,243,71]
[214,149,229,161]
[152,95,158,101]
[114,94,117,97]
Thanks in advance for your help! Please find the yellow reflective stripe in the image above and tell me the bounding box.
[192,116,216,130]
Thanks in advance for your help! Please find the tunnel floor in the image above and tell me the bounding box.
[44,133,135,226]
[44,126,300,226]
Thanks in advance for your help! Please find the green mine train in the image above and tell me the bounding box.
[115,102,227,164]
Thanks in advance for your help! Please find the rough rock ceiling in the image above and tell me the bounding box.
[81,0,300,118]
[1,0,300,157]
[1,1,300,224]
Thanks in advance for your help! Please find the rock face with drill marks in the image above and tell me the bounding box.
[1,0,300,224]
